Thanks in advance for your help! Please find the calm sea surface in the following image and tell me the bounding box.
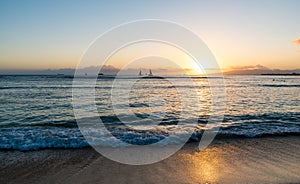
[0,75,299,150]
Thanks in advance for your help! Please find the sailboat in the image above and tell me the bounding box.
[148,69,153,76]
[140,69,164,79]
[138,69,142,76]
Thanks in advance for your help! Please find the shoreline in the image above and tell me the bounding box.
[1,136,299,183]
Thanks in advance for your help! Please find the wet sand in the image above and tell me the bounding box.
[0,136,299,184]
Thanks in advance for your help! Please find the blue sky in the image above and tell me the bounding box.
[0,0,300,71]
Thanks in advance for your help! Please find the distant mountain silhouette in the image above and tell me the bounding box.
[1,64,299,76]
[0,65,185,76]
[0,65,119,76]
[224,65,300,75]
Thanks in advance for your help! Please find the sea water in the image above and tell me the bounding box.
[0,75,299,150]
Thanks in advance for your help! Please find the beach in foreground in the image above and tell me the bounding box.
[1,136,299,184]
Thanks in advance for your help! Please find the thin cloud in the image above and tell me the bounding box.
[292,38,300,44]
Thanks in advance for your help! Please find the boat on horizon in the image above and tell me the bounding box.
[138,69,164,79]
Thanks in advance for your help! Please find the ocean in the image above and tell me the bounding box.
[0,75,299,150]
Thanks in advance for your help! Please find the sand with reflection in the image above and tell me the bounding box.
[1,136,299,183]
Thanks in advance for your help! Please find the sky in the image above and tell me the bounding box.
[0,0,300,74]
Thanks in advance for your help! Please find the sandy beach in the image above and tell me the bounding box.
[1,136,299,184]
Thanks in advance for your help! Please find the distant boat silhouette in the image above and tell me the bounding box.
[148,69,153,76]
[140,69,164,79]
[138,69,142,76]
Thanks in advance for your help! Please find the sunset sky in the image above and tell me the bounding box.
[0,0,300,74]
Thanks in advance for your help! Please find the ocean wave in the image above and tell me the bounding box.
[0,127,88,150]
[1,122,300,151]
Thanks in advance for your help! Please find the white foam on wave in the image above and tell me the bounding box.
[0,123,300,151]
[0,127,88,150]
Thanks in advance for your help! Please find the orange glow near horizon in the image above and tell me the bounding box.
[97,41,218,76]
[1,35,299,73]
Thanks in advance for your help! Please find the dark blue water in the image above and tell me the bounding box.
[0,75,299,150]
